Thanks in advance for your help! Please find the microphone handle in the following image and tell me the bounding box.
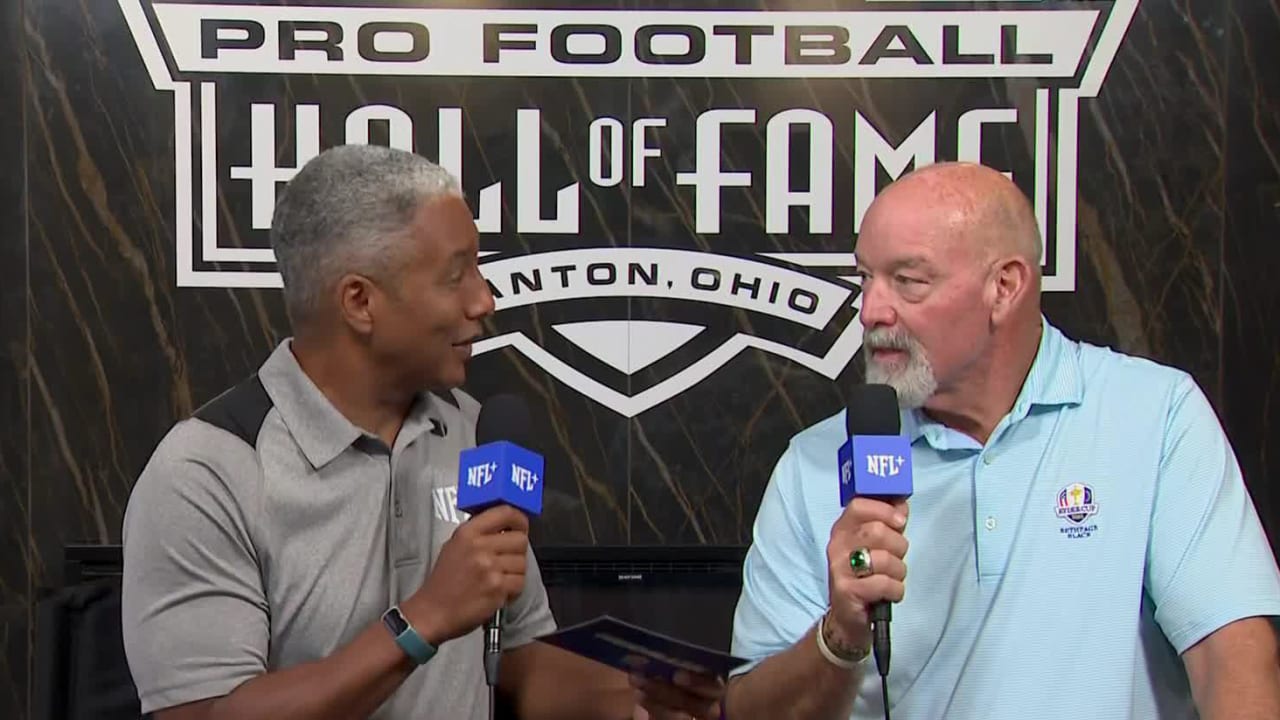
[484,610,502,686]
[870,600,891,624]
[870,601,891,677]
[868,491,902,677]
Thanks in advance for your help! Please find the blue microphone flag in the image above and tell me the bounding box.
[457,440,544,516]
[839,384,914,505]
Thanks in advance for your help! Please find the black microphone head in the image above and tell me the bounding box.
[476,393,532,447]
[846,384,901,436]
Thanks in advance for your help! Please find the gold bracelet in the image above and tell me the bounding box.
[815,613,869,669]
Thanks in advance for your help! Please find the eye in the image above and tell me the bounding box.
[895,274,924,285]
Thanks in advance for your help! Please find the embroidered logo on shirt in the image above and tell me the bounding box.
[431,486,471,525]
[1055,483,1099,539]
[428,418,447,437]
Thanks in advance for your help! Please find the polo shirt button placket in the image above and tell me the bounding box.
[975,451,1000,578]
[978,453,996,533]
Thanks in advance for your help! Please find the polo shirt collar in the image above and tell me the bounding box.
[259,341,363,468]
[901,318,1083,446]
[259,340,442,469]
[1013,318,1084,412]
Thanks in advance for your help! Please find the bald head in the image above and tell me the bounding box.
[870,162,1042,271]
[857,162,1047,425]
[856,161,1044,408]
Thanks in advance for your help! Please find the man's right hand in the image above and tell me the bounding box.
[403,504,531,644]
[823,497,910,656]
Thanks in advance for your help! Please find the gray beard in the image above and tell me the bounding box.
[865,349,938,409]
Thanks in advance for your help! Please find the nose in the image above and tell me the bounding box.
[857,276,897,330]
[466,268,496,320]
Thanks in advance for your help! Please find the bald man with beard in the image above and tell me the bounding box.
[708,163,1280,720]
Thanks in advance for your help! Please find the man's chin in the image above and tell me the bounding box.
[444,365,468,390]
[423,362,468,393]
[865,370,931,409]
[865,362,902,386]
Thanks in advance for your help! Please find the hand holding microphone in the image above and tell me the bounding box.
[824,496,909,658]
[401,394,544,684]
[824,384,913,686]
[404,504,530,645]
[460,394,545,690]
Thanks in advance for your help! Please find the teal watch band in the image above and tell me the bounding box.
[381,606,437,666]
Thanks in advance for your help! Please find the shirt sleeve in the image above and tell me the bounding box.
[1145,377,1280,654]
[500,548,557,650]
[121,421,270,713]
[730,444,829,676]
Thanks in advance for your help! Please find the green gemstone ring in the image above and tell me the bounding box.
[849,547,874,578]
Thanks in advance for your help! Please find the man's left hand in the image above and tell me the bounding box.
[630,671,726,720]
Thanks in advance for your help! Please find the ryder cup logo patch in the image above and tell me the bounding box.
[119,0,1137,416]
[1055,482,1099,539]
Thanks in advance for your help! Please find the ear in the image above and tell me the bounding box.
[990,256,1034,325]
[337,273,378,336]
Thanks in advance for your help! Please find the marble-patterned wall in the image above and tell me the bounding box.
[1223,0,1280,547]
[2,0,29,714]
[2,1,1277,718]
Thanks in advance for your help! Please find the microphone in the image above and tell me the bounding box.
[456,394,545,690]
[837,384,913,689]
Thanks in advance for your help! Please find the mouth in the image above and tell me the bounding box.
[868,346,909,363]
[452,334,482,356]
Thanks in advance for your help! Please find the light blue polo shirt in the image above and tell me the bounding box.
[731,321,1280,719]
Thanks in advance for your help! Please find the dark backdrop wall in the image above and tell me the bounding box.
[2,1,1278,718]
[2,0,27,713]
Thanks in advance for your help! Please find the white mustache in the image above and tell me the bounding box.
[864,329,916,353]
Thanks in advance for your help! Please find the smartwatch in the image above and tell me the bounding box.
[381,605,438,666]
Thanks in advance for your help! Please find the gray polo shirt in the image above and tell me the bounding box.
[121,340,556,718]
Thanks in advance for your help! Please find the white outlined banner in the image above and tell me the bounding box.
[152,5,1099,79]
[117,1,1140,415]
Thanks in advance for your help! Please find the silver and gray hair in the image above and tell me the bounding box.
[270,144,462,326]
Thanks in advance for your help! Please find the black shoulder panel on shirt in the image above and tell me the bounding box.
[193,374,274,447]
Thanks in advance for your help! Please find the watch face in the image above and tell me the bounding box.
[383,608,409,635]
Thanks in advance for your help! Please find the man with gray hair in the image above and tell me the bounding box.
[121,144,650,719]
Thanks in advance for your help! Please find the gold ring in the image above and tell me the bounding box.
[849,547,874,578]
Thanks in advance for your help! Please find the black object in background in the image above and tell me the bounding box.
[539,545,746,654]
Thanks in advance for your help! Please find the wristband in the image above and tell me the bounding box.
[381,605,438,666]
[816,613,869,669]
